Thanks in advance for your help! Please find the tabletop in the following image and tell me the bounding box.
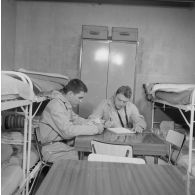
[35,159,192,195]
[75,130,169,157]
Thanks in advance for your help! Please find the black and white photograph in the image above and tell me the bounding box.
[1,0,195,194]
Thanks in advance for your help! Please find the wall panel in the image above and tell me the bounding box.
[15,2,195,127]
[2,0,16,70]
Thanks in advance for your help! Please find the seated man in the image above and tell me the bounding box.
[89,86,146,133]
[39,79,104,162]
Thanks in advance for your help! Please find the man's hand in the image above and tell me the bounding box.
[134,126,144,133]
[104,120,113,128]
[95,123,104,134]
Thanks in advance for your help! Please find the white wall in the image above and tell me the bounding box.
[14,2,195,127]
[1,0,16,70]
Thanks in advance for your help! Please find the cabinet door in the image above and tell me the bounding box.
[107,42,136,101]
[79,39,109,118]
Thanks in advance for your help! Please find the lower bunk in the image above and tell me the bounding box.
[177,140,195,176]
[1,131,40,195]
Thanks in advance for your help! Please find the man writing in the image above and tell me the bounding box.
[89,86,146,133]
[39,79,104,162]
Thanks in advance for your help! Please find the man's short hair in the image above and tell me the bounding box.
[62,79,88,94]
[116,86,132,99]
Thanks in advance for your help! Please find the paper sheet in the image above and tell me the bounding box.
[107,127,135,134]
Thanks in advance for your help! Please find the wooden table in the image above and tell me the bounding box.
[35,159,189,195]
[75,131,169,163]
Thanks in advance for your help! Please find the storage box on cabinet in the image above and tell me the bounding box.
[82,25,108,40]
[112,27,138,42]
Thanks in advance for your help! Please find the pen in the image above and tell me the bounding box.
[141,131,152,134]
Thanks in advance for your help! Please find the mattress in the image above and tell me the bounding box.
[1,74,34,101]
[18,68,69,86]
[144,83,195,106]
[1,143,39,194]
[155,90,193,105]
[1,144,13,163]
[1,131,39,168]
[1,69,69,101]
[177,153,195,176]
[19,69,69,95]
[10,149,39,169]
[1,164,23,195]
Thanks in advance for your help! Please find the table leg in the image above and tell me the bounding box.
[78,151,84,160]
[154,157,158,164]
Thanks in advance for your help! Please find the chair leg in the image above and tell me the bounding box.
[78,151,84,160]
[168,144,172,164]
[30,164,50,195]
[154,157,158,164]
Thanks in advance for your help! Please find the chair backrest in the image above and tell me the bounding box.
[88,154,146,164]
[34,127,44,161]
[91,140,133,157]
[166,130,185,148]
[165,129,186,163]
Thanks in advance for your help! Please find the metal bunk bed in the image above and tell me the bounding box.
[1,70,69,195]
[144,83,195,175]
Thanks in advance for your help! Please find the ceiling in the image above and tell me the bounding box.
[20,0,195,7]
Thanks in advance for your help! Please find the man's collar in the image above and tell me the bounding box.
[62,96,72,109]
[52,91,72,109]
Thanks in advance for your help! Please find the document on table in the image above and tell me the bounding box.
[107,127,136,134]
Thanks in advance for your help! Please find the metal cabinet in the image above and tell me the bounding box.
[79,39,137,118]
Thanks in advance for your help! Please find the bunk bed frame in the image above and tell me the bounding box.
[151,86,195,175]
[1,71,47,195]
[1,70,69,195]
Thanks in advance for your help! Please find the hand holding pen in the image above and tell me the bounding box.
[134,126,144,133]
[89,118,105,134]
[104,117,114,128]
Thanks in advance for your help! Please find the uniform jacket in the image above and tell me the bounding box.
[89,96,147,130]
[39,91,99,144]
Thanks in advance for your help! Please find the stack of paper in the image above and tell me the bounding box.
[107,127,135,134]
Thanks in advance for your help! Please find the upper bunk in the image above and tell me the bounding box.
[1,69,69,111]
[143,83,195,112]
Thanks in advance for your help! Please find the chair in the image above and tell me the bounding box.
[88,153,146,164]
[33,127,53,167]
[31,127,52,195]
[91,140,133,157]
[160,129,186,165]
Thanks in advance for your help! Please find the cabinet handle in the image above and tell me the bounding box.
[90,31,100,35]
[119,32,130,36]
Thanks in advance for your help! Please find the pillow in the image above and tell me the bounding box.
[1,144,13,163]
[2,132,24,145]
